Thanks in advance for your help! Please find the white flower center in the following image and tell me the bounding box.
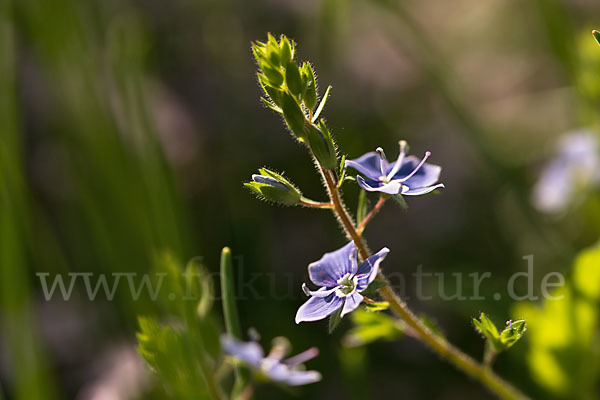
[336,273,358,297]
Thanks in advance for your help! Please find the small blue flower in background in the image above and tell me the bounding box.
[296,241,389,323]
[532,130,600,213]
[346,141,444,195]
[221,335,322,386]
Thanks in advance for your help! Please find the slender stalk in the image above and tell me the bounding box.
[357,195,387,234]
[320,169,529,400]
[300,198,334,209]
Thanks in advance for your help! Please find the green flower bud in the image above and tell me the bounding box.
[244,168,302,205]
[302,62,317,112]
[279,36,293,64]
[261,62,284,87]
[258,74,284,108]
[281,92,307,140]
[285,60,303,99]
[307,121,337,170]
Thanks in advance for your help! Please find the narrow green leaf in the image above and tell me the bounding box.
[220,247,241,338]
[357,190,368,225]
[260,97,282,114]
[329,306,343,334]
[312,85,331,122]
[220,247,249,397]
[593,30,600,46]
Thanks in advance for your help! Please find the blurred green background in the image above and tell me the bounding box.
[1,0,600,399]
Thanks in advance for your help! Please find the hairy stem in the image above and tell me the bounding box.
[320,168,528,400]
[300,198,334,209]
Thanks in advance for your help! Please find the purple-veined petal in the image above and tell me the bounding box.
[356,247,390,291]
[401,163,441,189]
[220,335,264,367]
[356,175,402,194]
[268,364,322,386]
[346,152,388,180]
[308,241,358,286]
[341,292,363,317]
[401,183,445,196]
[295,294,344,323]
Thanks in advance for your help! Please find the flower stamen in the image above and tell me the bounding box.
[399,151,431,183]
[386,140,408,181]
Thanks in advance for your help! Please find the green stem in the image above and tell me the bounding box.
[320,169,529,400]
[300,197,334,209]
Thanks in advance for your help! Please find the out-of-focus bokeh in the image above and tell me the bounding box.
[1,0,600,399]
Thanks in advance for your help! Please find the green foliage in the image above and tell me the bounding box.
[472,313,526,353]
[307,121,337,170]
[220,247,249,397]
[356,190,368,226]
[137,317,212,399]
[244,168,302,205]
[514,243,600,398]
[329,306,344,334]
[138,252,222,399]
[343,309,405,347]
[281,92,308,140]
[593,30,600,46]
[301,62,318,111]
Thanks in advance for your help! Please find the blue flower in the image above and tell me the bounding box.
[295,241,389,323]
[220,335,322,386]
[346,141,444,195]
[532,130,600,213]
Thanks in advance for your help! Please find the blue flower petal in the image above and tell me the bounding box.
[356,247,389,291]
[268,364,322,386]
[402,183,445,196]
[356,175,402,194]
[295,293,344,323]
[399,162,441,189]
[346,152,388,180]
[220,335,264,367]
[341,292,364,317]
[308,241,358,286]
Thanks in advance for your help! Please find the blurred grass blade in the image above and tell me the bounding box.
[0,2,58,398]
[220,247,248,397]
[220,247,242,338]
